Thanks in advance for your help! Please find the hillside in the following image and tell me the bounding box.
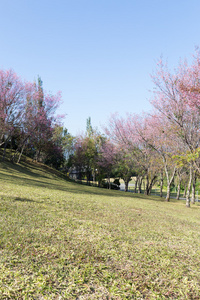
[0,160,200,299]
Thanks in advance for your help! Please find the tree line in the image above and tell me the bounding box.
[2,49,200,208]
[70,50,200,207]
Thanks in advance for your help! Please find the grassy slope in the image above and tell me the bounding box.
[0,160,200,299]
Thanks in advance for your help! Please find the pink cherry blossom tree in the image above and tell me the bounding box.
[151,54,200,205]
[126,112,178,201]
[97,139,117,188]
[11,78,63,163]
[0,69,26,159]
[105,113,160,193]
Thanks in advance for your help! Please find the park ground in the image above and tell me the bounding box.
[0,160,200,299]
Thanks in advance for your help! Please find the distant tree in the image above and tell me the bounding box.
[115,149,135,192]
[0,69,26,159]
[105,113,160,193]
[52,125,75,160]
[150,54,200,205]
[86,117,93,137]
[97,139,117,188]
[11,78,63,163]
[72,118,101,184]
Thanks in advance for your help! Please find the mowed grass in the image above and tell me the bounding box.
[0,161,200,299]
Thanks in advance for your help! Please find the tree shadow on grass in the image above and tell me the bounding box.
[13,197,41,203]
[0,171,172,203]
[0,160,180,203]
[1,195,42,203]
[1,161,51,180]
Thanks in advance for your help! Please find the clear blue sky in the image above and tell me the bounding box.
[0,0,200,135]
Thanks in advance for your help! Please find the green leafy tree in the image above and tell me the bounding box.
[72,118,101,184]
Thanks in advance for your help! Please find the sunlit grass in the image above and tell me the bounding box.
[0,160,200,299]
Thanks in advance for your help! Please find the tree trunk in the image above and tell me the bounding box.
[166,184,171,202]
[148,176,157,195]
[160,172,163,198]
[36,149,41,162]
[163,157,176,202]
[145,175,157,195]
[138,176,143,193]
[191,170,196,204]
[134,176,138,193]
[165,172,176,202]
[125,180,129,192]
[17,144,25,164]
[176,172,182,200]
[145,175,149,195]
[186,166,192,208]
[176,182,181,200]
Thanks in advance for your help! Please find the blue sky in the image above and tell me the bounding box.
[1,0,200,135]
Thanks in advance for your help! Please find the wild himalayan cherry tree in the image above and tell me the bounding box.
[28,78,63,162]
[105,113,137,191]
[0,69,26,156]
[151,54,200,206]
[97,139,117,188]
[129,113,179,201]
[106,113,161,194]
[123,113,162,195]
[11,79,63,163]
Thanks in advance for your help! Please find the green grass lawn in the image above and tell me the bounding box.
[0,160,200,299]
